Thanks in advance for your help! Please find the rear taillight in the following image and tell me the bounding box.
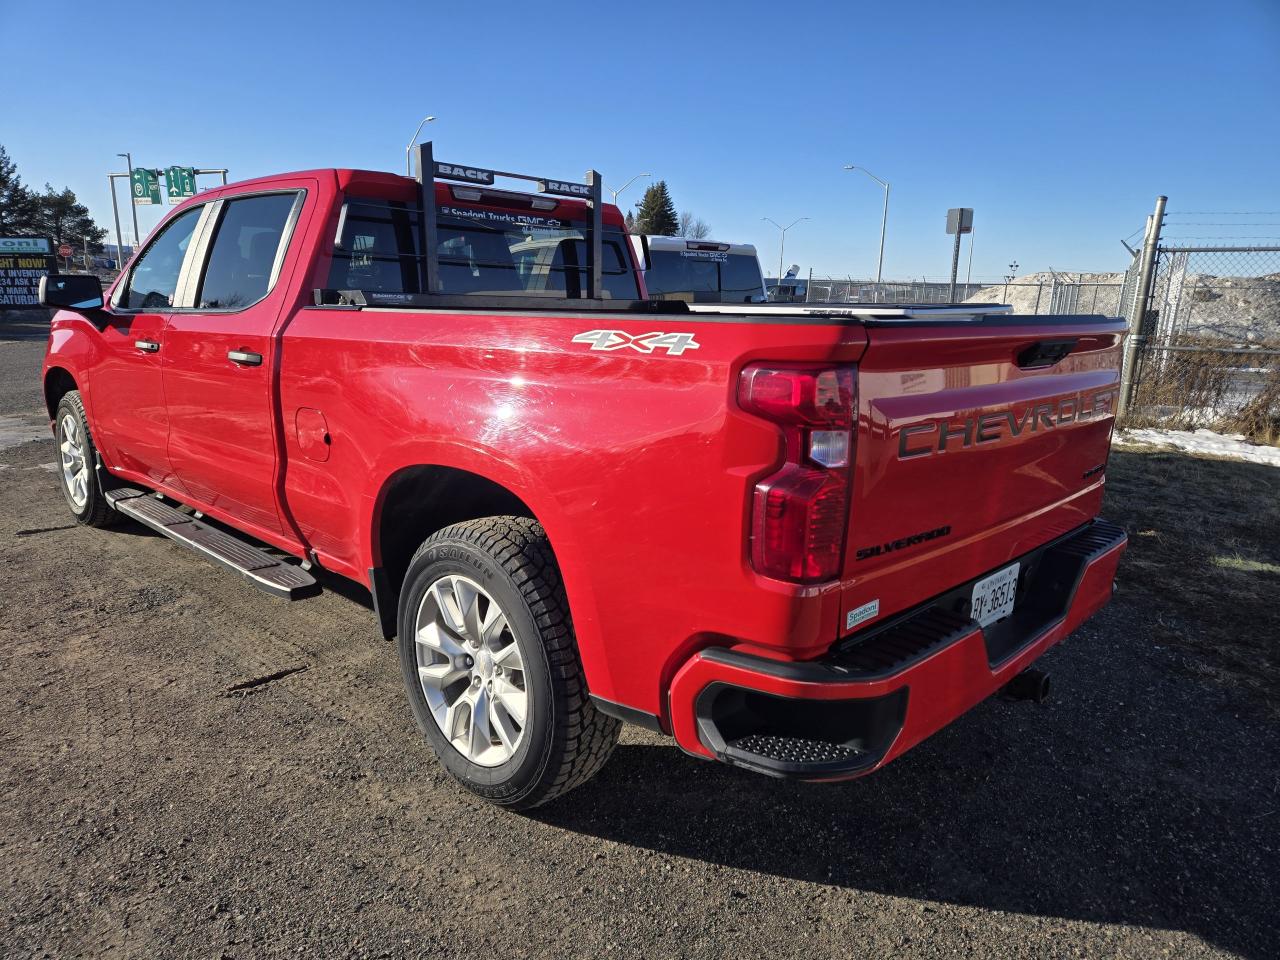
[738,365,856,583]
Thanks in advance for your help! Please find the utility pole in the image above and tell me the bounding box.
[965,228,976,289]
[118,152,140,247]
[1119,195,1167,417]
[107,171,125,273]
[945,208,973,302]
[948,230,963,302]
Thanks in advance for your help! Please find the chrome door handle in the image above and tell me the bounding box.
[134,339,160,353]
[227,350,263,366]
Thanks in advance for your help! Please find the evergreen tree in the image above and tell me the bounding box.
[624,209,636,232]
[633,180,678,236]
[32,184,107,251]
[0,144,37,235]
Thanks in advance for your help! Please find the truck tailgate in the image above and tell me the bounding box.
[842,316,1126,633]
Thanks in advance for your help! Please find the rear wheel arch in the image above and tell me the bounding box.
[370,464,540,634]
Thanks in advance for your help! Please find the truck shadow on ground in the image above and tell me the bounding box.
[536,630,1278,959]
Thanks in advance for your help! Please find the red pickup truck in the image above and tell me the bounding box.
[40,145,1127,808]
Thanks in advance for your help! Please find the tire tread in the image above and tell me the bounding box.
[406,516,619,808]
[56,391,117,528]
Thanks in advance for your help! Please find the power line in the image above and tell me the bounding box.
[1169,211,1280,215]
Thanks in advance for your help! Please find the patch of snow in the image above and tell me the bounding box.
[963,271,1126,317]
[1116,427,1280,467]
[0,414,50,450]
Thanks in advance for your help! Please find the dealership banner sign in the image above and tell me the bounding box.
[0,236,57,307]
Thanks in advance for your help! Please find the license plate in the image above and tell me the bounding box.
[970,562,1020,627]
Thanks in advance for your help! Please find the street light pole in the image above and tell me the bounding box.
[405,116,436,176]
[107,172,125,273]
[608,172,650,208]
[843,165,890,283]
[762,216,809,299]
[118,152,140,249]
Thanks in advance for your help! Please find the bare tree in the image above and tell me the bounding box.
[678,211,712,240]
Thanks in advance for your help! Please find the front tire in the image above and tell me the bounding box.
[54,391,116,528]
[397,517,619,809]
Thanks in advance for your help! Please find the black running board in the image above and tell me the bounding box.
[105,488,320,600]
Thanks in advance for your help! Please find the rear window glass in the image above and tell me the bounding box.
[328,198,638,300]
[644,249,765,304]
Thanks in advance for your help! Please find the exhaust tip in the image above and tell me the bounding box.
[1002,668,1051,704]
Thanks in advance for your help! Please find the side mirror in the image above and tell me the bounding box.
[39,274,105,312]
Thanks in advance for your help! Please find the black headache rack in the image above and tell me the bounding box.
[315,141,657,311]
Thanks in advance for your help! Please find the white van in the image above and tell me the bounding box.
[633,236,768,304]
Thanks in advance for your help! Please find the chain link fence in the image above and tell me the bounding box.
[1128,343,1280,441]
[804,275,1124,315]
[805,279,986,304]
[799,208,1280,442]
[1124,244,1280,441]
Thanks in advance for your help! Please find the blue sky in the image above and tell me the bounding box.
[4,0,1279,279]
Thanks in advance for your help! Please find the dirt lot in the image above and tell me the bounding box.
[2,320,1278,959]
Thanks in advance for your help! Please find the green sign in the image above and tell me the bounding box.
[166,166,197,203]
[131,167,162,206]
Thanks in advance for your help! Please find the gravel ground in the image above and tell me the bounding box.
[1,323,1277,959]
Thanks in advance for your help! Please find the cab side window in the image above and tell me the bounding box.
[196,193,299,310]
[117,207,202,309]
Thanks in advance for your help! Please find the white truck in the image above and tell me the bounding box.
[633,236,768,304]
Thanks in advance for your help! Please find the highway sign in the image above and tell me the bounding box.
[131,168,162,206]
[166,166,197,203]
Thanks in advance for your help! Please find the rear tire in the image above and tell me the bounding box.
[54,391,116,528]
[397,517,619,809]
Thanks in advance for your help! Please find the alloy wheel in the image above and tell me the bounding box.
[413,574,529,766]
[59,413,89,509]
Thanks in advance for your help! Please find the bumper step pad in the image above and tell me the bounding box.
[727,735,862,766]
[105,488,319,600]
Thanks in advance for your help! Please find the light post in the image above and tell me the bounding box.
[608,172,650,208]
[1003,261,1019,302]
[762,216,809,299]
[107,169,126,273]
[405,115,436,176]
[117,152,140,251]
[843,165,889,283]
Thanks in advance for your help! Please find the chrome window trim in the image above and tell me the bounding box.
[173,201,222,309]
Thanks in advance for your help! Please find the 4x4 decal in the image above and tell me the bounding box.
[571,330,701,356]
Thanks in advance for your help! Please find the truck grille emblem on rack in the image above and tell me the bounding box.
[572,330,701,355]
